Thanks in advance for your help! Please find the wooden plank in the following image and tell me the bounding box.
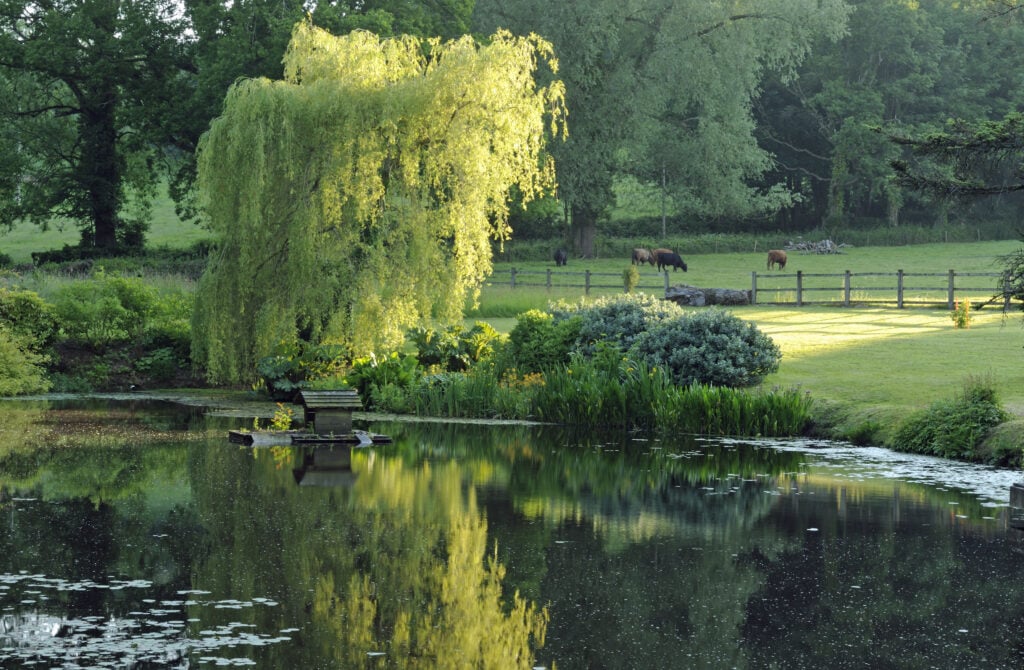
[296,390,363,410]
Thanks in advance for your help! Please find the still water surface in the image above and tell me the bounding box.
[1,398,1023,669]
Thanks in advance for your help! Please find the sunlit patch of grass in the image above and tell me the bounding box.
[741,305,1024,417]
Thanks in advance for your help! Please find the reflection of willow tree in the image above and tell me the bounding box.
[191,443,547,668]
[374,422,811,668]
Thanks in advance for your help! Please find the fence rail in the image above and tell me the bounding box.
[495,267,1011,308]
[750,269,1008,308]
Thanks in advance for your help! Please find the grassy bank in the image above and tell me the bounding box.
[4,218,1023,459]
[466,240,1024,459]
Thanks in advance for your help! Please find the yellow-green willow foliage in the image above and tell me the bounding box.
[192,21,565,383]
[310,457,549,669]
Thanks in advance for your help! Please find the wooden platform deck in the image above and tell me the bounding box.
[228,429,391,447]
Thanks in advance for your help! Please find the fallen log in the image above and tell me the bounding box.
[665,285,751,306]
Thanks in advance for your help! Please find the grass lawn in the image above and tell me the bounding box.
[0,186,213,263]
[740,304,1024,416]
[468,241,1024,441]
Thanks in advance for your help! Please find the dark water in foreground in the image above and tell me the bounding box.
[1,398,1023,669]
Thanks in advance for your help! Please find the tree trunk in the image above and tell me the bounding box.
[572,203,597,259]
[80,95,121,249]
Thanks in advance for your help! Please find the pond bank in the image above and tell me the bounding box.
[16,388,1022,470]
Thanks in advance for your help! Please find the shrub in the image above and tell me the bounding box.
[628,308,781,387]
[552,292,684,357]
[345,352,422,410]
[0,325,51,396]
[134,347,183,384]
[0,288,58,352]
[407,322,504,372]
[623,265,640,293]
[950,298,971,329]
[498,309,581,374]
[50,271,158,346]
[256,342,350,401]
[891,377,1008,461]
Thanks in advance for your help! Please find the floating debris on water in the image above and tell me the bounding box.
[0,572,294,667]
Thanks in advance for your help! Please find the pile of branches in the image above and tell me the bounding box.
[784,239,848,254]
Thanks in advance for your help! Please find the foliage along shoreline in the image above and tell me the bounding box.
[2,254,1022,469]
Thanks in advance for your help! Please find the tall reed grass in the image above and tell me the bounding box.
[393,355,812,437]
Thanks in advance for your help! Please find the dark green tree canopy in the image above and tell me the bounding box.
[0,0,186,249]
[889,113,1024,198]
[472,0,851,254]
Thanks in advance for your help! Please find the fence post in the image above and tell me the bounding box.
[947,269,955,310]
[663,271,669,293]
[585,269,591,295]
[546,268,552,290]
[1006,276,1013,311]
[796,270,803,307]
[510,267,517,289]
[844,270,851,307]
[751,271,758,305]
[897,269,904,308]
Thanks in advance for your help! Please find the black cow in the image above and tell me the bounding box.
[553,248,568,266]
[657,251,687,272]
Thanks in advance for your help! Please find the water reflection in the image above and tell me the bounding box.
[0,399,1023,668]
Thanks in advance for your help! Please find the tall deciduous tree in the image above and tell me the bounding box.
[192,22,565,383]
[756,0,1024,230]
[473,0,851,255]
[0,0,185,249]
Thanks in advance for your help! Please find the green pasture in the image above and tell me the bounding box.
[0,187,213,263]
[478,240,1018,309]
[468,240,1024,437]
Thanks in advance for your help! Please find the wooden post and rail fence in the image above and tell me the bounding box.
[498,267,1012,308]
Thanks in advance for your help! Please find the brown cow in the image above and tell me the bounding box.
[767,249,787,270]
[651,248,673,265]
[632,248,655,266]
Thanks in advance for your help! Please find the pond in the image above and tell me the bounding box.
[1,397,1023,669]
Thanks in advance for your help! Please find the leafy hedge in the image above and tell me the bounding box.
[891,378,1008,461]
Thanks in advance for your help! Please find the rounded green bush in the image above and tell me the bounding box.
[499,309,582,374]
[552,292,684,356]
[628,308,781,387]
[0,288,57,352]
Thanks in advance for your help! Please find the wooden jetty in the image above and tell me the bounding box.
[228,429,391,447]
[227,390,391,447]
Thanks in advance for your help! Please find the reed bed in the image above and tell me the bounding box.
[400,357,812,437]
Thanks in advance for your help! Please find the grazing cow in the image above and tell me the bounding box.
[554,248,568,266]
[632,248,656,266]
[657,251,688,272]
[766,249,787,270]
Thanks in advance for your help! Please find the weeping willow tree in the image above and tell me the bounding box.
[192,21,565,384]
